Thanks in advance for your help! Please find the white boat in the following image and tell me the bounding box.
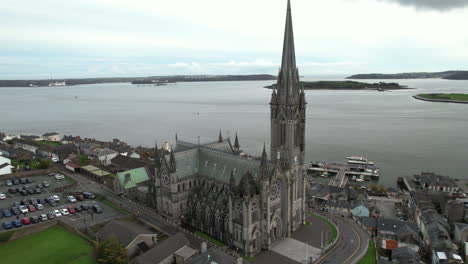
[48,81,66,86]
[320,171,329,178]
[347,156,374,165]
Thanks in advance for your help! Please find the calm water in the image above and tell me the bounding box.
[1,77,468,186]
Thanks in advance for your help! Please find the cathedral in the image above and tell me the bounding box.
[152,0,307,257]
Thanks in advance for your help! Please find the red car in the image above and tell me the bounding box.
[21,217,31,225]
[67,206,76,214]
[27,205,36,212]
[77,195,84,201]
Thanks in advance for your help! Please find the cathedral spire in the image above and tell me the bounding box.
[154,140,161,168]
[234,132,240,149]
[218,129,223,143]
[281,0,296,72]
[260,143,268,168]
[169,145,176,172]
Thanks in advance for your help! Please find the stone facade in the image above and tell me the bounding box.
[152,0,307,257]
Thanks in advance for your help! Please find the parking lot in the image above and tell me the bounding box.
[1,174,123,230]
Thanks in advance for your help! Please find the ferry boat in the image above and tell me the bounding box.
[48,81,66,86]
[347,156,374,166]
[320,171,329,178]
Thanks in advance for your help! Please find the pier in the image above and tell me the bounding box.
[308,161,380,188]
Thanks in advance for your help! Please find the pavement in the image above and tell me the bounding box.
[316,212,370,264]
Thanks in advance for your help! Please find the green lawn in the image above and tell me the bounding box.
[195,231,225,247]
[359,240,376,264]
[0,225,97,264]
[418,93,468,101]
[306,212,338,245]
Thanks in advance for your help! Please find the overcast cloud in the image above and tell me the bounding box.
[1,0,468,79]
[382,0,468,11]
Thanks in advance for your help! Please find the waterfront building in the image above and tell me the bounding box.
[151,0,307,256]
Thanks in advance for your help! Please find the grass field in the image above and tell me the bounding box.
[418,93,468,101]
[359,240,376,264]
[0,225,97,264]
[36,141,62,147]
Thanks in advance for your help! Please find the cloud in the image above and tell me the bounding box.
[380,0,468,11]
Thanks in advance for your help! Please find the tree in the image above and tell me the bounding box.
[79,155,90,166]
[36,159,52,169]
[95,239,128,264]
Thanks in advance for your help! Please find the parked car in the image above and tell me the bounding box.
[77,195,84,201]
[36,184,43,189]
[0,193,6,200]
[20,199,29,205]
[92,205,103,214]
[47,212,56,219]
[13,179,20,185]
[20,190,27,196]
[67,196,77,203]
[42,181,50,188]
[83,192,96,199]
[35,188,41,194]
[5,180,13,186]
[37,198,46,204]
[22,186,27,190]
[26,178,33,183]
[52,195,60,202]
[27,189,35,195]
[54,174,65,180]
[53,210,62,217]
[8,188,16,194]
[10,207,21,215]
[27,205,36,212]
[21,217,31,225]
[12,220,22,228]
[2,209,12,218]
[15,187,21,192]
[30,216,40,224]
[60,208,69,216]
[39,214,48,222]
[36,204,44,210]
[2,222,13,229]
[67,206,76,214]
[80,204,90,211]
[74,206,82,212]
[28,198,38,205]
[18,205,29,214]
[20,178,27,184]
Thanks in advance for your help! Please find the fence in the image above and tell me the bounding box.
[0,168,56,180]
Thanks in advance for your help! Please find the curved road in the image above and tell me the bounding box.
[316,213,369,264]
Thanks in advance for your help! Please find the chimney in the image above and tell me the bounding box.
[200,242,207,253]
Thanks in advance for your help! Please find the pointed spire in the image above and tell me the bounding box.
[234,132,240,149]
[270,86,277,104]
[175,133,178,142]
[261,142,268,168]
[154,140,161,168]
[169,145,176,172]
[281,0,296,73]
[218,129,223,143]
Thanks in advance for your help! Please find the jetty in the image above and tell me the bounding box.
[308,161,380,188]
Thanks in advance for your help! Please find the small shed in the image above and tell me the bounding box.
[352,205,370,217]
[81,165,111,183]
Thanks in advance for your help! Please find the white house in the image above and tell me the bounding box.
[95,148,118,165]
[42,132,62,142]
[0,156,13,175]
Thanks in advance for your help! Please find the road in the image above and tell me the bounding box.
[316,212,369,264]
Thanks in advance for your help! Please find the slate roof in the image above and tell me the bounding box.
[377,218,418,235]
[42,132,59,137]
[0,163,11,169]
[391,247,419,264]
[454,222,468,232]
[358,216,377,228]
[117,167,150,189]
[188,247,242,264]
[96,220,153,247]
[203,140,234,154]
[111,154,146,170]
[20,135,40,140]
[134,233,189,264]
[416,172,457,188]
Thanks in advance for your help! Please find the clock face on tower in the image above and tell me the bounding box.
[161,170,169,186]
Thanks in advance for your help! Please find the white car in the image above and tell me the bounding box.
[36,203,44,210]
[52,195,60,202]
[60,208,69,216]
[53,209,62,217]
[67,196,77,203]
[39,214,48,221]
[0,193,6,200]
[55,174,65,180]
[19,205,29,214]
[51,157,59,163]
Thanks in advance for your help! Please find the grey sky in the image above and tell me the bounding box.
[383,0,468,11]
[1,0,468,79]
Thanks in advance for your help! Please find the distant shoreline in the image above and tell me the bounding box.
[347,70,468,80]
[265,80,412,91]
[0,74,277,87]
[413,94,468,104]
